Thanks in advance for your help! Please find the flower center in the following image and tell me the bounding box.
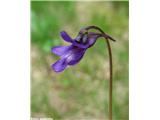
[75,31,88,44]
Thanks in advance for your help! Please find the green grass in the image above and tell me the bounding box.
[31,1,129,120]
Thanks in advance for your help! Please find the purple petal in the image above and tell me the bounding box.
[88,34,100,47]
[72,33,101,49]
[51,58,67,72]
[67,49,86,65]
[72,41,89,49]
[60,31,73,43]
[51,45,72,56]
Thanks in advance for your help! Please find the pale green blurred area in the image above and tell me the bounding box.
[31,1,128,120]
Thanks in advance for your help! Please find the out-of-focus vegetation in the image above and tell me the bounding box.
[31,1,129,120]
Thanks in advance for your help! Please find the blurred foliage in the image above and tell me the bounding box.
[31,1,129,120]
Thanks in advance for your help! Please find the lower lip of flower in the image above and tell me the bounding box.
[61,48,79,63]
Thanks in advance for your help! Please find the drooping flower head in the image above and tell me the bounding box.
[51,26,115,72]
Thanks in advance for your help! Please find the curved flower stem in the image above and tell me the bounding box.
[105,38,113,120]
[81,25,116,42]
[81,26,115,120]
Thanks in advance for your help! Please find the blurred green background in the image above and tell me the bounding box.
[31,1,128,120]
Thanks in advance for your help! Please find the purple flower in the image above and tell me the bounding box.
[51,30,102,72]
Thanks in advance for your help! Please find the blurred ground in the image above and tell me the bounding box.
[31,1,129,120]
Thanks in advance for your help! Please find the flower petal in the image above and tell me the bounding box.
[72,40,89,49]
[60,31,73,43]
[66,48,86,65]
[87,34,100,47]
[51,45,72,56]
[72,33,101,49]
[51,58,67,72]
